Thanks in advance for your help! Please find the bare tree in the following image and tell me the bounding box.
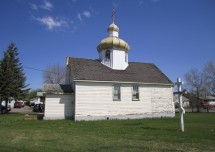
[204,61,215,95]
[43,64,65,84]
[184,68,204,112]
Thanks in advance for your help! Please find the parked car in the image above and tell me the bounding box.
[29,102,35,107]
[33,104,44,113]
[25,101,30,106]
[14,101,24,108]
[202,102,215,109]
[1,105,11,114]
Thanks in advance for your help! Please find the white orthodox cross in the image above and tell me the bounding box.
[175,78,185,132]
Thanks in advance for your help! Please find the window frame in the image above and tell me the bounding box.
[132,85,140,101]
[113,85,121,101]
[105,50,111,60]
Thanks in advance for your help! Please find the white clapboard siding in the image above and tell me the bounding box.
[44,94,74,120]
[75,82,174,120]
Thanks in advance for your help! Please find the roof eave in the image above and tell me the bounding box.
[73,79,174,86]
[44,92,74,95]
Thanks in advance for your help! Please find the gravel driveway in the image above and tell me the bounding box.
[10,106,34,114]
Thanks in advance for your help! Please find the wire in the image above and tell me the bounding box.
[23,66,59,74]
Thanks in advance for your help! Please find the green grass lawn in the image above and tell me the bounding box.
[0,113,215,152]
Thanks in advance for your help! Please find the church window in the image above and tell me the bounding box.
[132,85,139,101]
[113,85,121,101]
[105,50,110,60]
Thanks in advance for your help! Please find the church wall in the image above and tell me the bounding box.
[99,49,128,70]
[65,59,75,91]
[44,94,74,120]
[100,50,112,68]
[112,50,128,70]
[74,81,175,121]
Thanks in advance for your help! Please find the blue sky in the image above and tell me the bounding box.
[0,0,215,90]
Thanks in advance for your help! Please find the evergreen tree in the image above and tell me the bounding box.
[0,43,29,113]
[0,52,14,111]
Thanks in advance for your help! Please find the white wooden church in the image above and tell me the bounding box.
[43,14,175,120]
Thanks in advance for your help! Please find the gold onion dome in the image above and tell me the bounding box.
[107,23,119,32]
[97,23,130,52]
[97,36,129,52]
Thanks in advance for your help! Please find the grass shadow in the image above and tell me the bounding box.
[140,126,177,131]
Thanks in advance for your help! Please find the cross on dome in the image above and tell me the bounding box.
[112,8,115,23]
[97,9,130,53]
[108,9,119,33]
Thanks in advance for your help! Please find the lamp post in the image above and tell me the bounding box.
[175,78,185,132]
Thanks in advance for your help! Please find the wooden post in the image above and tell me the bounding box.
[175,78,185,132]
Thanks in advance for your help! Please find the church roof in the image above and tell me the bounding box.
[69,57,173,85]
[43,84,74,94]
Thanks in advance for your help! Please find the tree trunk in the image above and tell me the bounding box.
[191,99,194,112]
[196,89,200,113]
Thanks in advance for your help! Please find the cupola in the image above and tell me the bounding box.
[97,10,130,70]
[107,23,119,32]
[97,22,130,52]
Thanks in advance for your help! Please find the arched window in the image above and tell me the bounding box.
[105,50,110,60]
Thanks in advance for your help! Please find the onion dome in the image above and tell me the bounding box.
[107,23,119,32]
[97,22,130,52]
[97,36,129,52]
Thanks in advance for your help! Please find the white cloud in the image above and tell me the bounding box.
[77,10,91,23]
[82,11,91,18]
[77,13,82,22]
[30,3,38,10]
[29,0,53,11]
[40,0,53,11]
[89,6,98,15]
[34,16,68,30]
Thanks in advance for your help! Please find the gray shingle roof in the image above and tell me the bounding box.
[43,84,74,93]
[69,57,173,85]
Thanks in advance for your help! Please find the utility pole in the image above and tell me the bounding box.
[175,78,185,132]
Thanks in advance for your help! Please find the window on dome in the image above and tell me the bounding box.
[105,50,110,60]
